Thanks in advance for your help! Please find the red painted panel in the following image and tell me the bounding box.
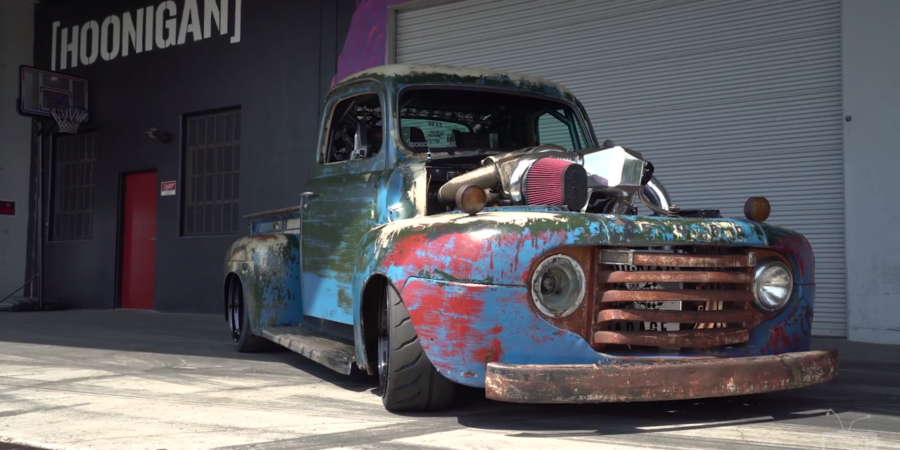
[121,172,157,309]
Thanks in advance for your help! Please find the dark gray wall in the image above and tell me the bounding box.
[27,0,356,313]
[0,0,34,299]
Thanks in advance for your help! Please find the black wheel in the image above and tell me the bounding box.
[228,277,271,353]
[378,285,456,411]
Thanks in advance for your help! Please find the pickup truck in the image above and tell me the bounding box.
[223,63,838,412]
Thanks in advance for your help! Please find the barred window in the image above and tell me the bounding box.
[51,133,95,241]
[182,108,241,236]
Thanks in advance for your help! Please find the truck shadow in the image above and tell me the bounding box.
[449,394,850,437]
[398,358,900,437]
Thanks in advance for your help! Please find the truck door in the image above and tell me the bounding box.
[300,82,387,325]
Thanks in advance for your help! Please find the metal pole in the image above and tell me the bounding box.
[44,133,56,310]
[28,120,38,299]
[37,122,44,311]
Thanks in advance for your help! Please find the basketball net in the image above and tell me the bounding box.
[51,107,88,134]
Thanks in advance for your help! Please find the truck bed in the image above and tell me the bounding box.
[244,205,303,235]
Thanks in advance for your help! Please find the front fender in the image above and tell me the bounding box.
[356,210,775,289]
[224,233,304,336]
[393,278,815,388]
[351,209,816,378]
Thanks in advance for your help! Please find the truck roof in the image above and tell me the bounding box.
[333,63,576,101]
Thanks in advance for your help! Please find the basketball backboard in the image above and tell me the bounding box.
[18,65,90,122]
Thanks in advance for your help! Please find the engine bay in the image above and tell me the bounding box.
[390,86,720,219]
[424,142,702,218]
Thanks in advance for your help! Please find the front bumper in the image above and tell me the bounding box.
[485,348,838,403]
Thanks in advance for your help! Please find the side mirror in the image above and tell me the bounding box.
[352,123,370,160]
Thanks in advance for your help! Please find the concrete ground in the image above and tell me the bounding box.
[1,311,899,450]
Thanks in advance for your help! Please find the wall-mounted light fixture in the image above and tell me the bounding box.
[145,128,172,144]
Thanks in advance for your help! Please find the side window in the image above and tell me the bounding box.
[537,110,587,150]
[401,119,470,149]
[324,93,383,164]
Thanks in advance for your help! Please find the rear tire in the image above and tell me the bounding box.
[378,285,456,411]
[228,277,272,353]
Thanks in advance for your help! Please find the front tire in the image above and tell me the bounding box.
[228,277,271,353]
[378,285,456,412]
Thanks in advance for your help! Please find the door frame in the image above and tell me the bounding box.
[113,169,158,309]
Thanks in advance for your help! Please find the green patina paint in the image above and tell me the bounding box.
[433,270,459,282]
[391,72,575,102]
[432,269,496,285]
[271,237,299,315]
[336,65,578,103]
[247,262,266,329]
[417,268,432,278]
[364,211,767,274]
[298,71,394,317]
[302,163,390,315]
[337,290,353,311]
[226,234,302,331]
[226,239,265,330]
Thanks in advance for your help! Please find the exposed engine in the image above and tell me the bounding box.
[435,144,586,211]
[430,142,687,217]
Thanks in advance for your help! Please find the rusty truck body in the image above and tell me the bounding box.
[223,64,838,411]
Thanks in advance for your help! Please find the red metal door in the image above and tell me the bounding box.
[121,172,158,309]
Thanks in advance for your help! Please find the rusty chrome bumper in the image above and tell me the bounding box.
[484,348,838,403]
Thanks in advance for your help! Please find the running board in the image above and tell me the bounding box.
[259,325,356,375]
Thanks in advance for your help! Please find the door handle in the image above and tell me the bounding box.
[300,192,315,211]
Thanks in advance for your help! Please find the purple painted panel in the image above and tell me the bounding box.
[333,0,411,86]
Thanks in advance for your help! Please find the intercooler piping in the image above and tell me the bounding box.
[639,177,679,217]
[437,164,501,204]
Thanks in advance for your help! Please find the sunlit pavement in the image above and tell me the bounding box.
[1,310,899,450]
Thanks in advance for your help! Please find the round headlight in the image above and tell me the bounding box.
[531,254,585,318]
[752,262,793,311]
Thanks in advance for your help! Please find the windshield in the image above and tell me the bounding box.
[397,87,590,156]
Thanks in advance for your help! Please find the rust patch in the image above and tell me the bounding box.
[599,289,754,303]
[598,270,751,284]
[597,309,752,324]
[485,348,839,403]
[593,328,749,348]
[633,253,755,268]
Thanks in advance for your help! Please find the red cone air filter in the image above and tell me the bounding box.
[524,157,588,210]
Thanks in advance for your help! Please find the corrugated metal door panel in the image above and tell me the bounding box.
[395,0,846,337]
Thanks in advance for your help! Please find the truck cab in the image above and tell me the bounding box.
[223,64,838,412]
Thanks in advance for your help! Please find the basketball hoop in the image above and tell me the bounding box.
[51,106,88,134]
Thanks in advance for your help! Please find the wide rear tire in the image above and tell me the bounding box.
[228,277,272,353]
[378,285,456,412]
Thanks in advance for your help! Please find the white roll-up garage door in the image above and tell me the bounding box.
[392,0,846,336]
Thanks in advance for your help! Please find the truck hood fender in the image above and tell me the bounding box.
[354,210,814,290]
[349,210,815,373]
